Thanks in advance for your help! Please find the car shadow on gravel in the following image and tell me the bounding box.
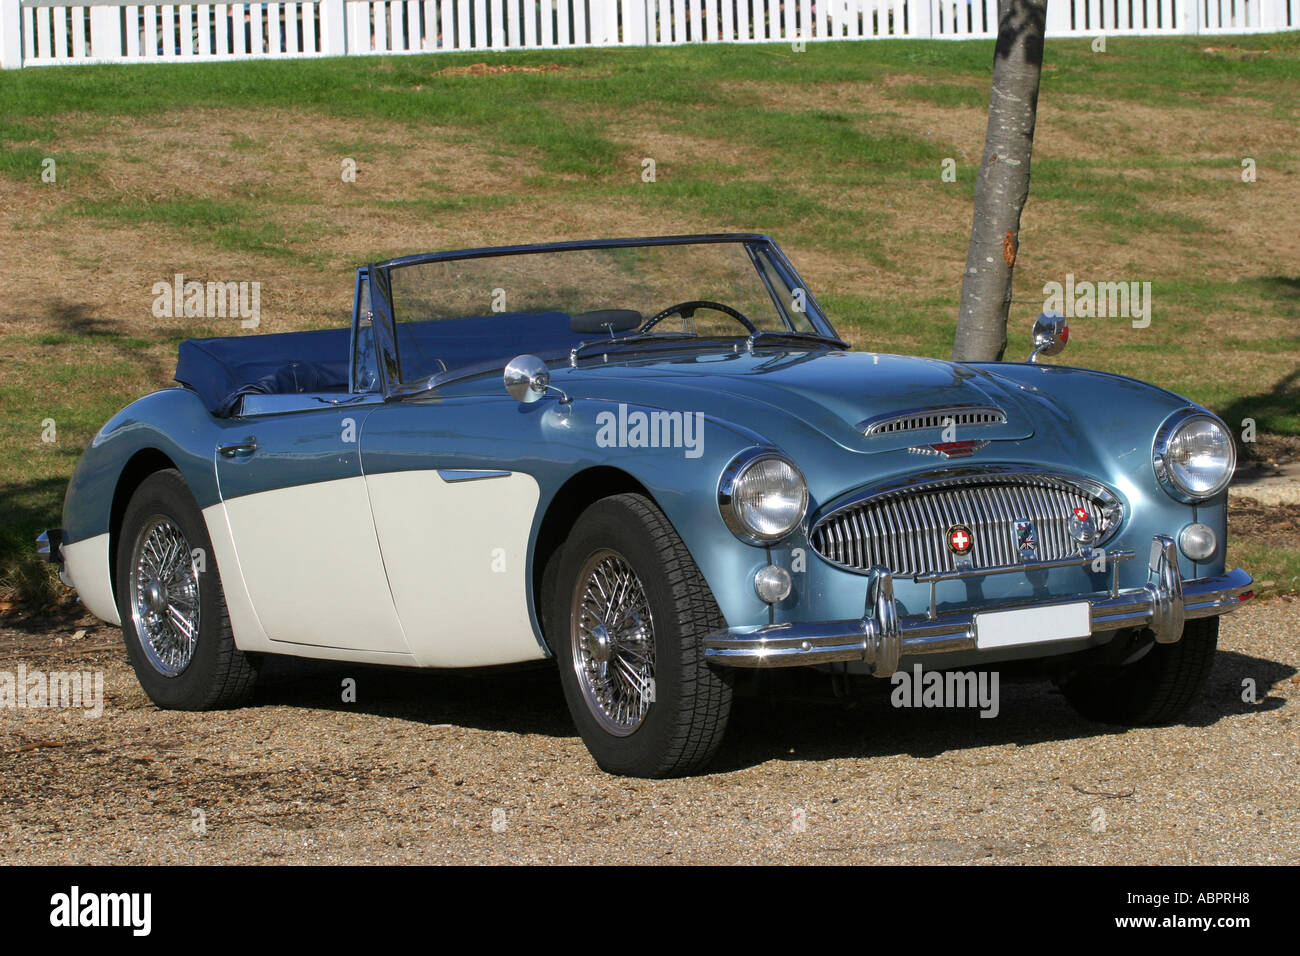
[4,615,1292,774]
[238,645,1294,771]
[248,655,577,737]
[707,648,1295,773]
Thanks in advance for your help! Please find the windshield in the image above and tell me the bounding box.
[381,238,827,386]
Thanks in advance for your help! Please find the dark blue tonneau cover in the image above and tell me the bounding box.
[176,312,608,417]
[175,328,351,417]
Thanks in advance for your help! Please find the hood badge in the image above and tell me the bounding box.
[907,439,990,458]
[1068,506,1099,550]
[947,524,974,556]
[1014,519,1038,562]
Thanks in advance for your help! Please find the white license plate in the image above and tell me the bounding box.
[974,602,1092,650]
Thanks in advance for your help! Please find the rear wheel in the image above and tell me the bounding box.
[1056,617,1218,725]
[115,469,258,710]
[551,493,733,778]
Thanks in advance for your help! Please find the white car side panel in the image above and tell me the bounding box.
[203,500,419,665]
[220,478,411,654]
[200,501,272,652]
[63,533,119,626]
[365,470,547,668]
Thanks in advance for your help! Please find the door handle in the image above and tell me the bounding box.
[218,438,258,458]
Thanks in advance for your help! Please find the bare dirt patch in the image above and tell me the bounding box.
[1230,496,1300,547]
[437,62,567,75]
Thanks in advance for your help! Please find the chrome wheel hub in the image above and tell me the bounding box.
[144,578,167,612]
[570,549,656,736]
[584,623,613,675]
[129,516,201,677]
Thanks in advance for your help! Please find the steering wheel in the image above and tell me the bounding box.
[641,300,759,336]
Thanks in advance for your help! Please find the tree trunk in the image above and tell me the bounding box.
[952,0,1048,363]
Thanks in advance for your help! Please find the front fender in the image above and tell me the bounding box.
[63,387,222,543]
[61,387,222,624]
[545,400,779,632]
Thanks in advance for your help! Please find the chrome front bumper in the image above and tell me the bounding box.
[705,535,1254,674]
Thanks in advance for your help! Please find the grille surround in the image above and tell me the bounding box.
[811,469,1123,576]
[858,405,1007,436]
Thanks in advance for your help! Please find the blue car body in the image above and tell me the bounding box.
[48,234,1251,680]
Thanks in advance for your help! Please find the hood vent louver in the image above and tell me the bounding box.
[859,405,1007,437]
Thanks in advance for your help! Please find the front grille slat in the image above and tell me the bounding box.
[902,494,929,573]
[812,474,1119,576]
[849,506,865,570]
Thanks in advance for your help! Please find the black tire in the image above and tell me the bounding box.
[115,469,258,710]
[1056,617,1218,725]
[551,493,733,778]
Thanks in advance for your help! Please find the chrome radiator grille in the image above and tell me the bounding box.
[811,474,1120,575]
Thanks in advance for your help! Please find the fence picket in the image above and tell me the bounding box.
[2,0,1294,67]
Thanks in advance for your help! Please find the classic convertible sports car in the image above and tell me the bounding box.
[40,234,1253,777]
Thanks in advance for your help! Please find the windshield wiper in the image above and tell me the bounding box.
[746,330,849,350]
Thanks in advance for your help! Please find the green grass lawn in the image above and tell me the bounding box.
[1,35,1298,606]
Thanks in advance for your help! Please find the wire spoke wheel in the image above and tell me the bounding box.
[552,494,732,776]
[129,515,201,677]
[570,549,656,736]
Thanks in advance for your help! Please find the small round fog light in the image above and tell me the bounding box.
[1179,522,1217,561]
[754,564,792,605]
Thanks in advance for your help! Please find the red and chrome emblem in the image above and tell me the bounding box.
[907,440,990,459]
[1072,506,1090,522]
[947,523,974,555]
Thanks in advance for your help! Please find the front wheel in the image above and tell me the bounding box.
[1056,617,1219,725]
[551,494,733,778]
[115,469,259,710]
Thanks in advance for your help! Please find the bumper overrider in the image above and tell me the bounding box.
[705,535,1254,674]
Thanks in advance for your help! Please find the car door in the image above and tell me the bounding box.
[357,401,547,668]
[213,406,410,655]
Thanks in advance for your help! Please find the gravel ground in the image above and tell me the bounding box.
[1,598,1296,865]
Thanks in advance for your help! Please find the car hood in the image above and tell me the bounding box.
[556,348,1047,453]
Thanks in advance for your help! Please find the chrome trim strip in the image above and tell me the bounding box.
[436,469,513,483]
[704,539,1252,671]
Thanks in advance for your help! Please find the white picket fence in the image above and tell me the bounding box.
[2,0,1296,66]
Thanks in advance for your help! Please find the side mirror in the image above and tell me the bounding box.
[1028,311,1068,363]
[504,354,550,403]
[504,355,569,405]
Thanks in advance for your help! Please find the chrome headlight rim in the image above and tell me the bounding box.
[718,448,809,545]
[1153,408,1236,504]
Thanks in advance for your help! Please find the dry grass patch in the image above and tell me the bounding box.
[437,62,567,75]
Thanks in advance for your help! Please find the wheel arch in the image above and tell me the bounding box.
[107,448,181,603]
[531,466,659,653]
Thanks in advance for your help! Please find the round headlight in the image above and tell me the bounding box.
[719,451,809,544]
[1153,410,1236,502]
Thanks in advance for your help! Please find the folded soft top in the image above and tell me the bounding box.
[176,312,613,417]
[175,328,351,417]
